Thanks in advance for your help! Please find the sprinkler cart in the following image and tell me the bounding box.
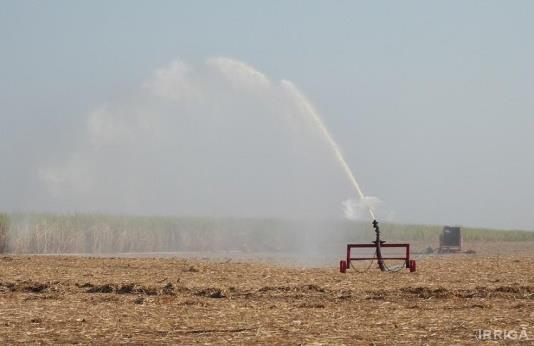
[339,220,416,273]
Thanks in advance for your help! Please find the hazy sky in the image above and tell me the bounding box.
[1,1,533,230]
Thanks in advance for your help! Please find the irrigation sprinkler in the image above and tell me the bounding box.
[339,220,416,273]
[285,78,416,273]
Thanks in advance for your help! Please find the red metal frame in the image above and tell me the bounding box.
[346,243,411,269]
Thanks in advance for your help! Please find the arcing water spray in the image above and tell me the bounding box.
[280,80,414,272]
[281,80,376,220]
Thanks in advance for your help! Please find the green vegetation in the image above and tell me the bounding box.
[4,213,304,254]
[462,227,534,242]
[0,213,8,253]
[380,223,534,242]
[0,212,532,254]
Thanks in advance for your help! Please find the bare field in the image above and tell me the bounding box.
[1,251,533,345]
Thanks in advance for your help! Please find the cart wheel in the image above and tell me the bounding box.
[340,260,347,273]
[409,260,416,272]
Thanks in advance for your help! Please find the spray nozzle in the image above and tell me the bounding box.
[372,219,383,244]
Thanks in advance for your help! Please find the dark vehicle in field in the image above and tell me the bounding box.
[438,226,463,253]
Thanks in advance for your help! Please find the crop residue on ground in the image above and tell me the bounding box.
[0,253,533,344]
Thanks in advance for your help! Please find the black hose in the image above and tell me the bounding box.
[373,219,386,271]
